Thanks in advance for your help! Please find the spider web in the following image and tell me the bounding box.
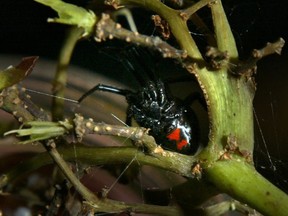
[253,57,288,194]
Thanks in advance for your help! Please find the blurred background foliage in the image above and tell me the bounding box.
[0,0,288,197]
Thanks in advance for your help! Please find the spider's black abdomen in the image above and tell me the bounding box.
[126,80,199,154]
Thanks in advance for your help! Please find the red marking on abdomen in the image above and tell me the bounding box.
[167,128,188,150]
[167,128,181,141]
[177,139,188,150]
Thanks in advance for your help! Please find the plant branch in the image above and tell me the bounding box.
[116,0,203,60]
[232,38,285,76]
[52,27,83,120]
[95,13,187,58]
[4,114,198,178]
[209,0,238,59]
[0,145,197,190]
[204,159,288,216]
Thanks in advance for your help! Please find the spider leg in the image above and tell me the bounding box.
[155,80,168,106]
[78,84,131,103]
[120,47,160,87]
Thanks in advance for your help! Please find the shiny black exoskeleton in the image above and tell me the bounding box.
[126,79,199,154]
[78,49,200,154]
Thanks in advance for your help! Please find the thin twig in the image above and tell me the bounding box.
[73,113,160,153]
[94,13,187,59]
[44,139,100,203]
[232,38,285,76]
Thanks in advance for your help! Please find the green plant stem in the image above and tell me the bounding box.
[52,27,83,120]
[198,69,255,156]
[0,146,196,189]
[204,159,288,216]
[194,0,253,156]
[210,0,238,58]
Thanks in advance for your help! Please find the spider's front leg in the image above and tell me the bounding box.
[77,84,131,103]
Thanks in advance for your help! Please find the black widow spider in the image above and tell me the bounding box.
[78,48,202,155]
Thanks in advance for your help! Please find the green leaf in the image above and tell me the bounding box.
[0,56,38,91]
[4,120,73,144]
[34,0,96,37]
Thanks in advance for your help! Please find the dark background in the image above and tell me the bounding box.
[1,0,288,191]
[0,0,287,64]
